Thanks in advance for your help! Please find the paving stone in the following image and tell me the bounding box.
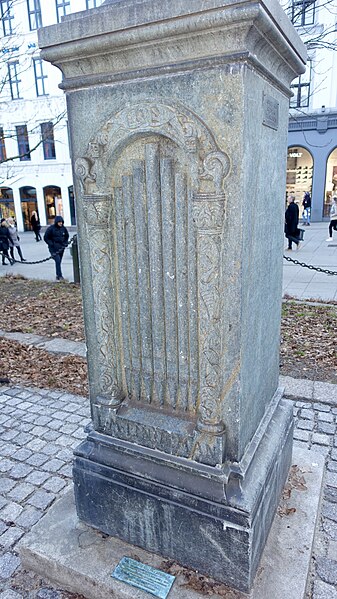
[41,430,61,442]
[0,589,24,599]
[326,472,337,488]
[0,502,23,522]
[316,557,337,585]
[9,464,33,480]
[55,448,73,461]
[65,414,83,424]
[0,479,16,494]
[327,540,337,559]
[54,435,73,447]
[1,431,19,442]
[300,408,314,420]
[12,448,32,462]
[26,439,46,452]
[58,464,72,478]
[41,459,64,474]
[314,382,337,406]
[312,433,331,446]
[293,429,310,442]
[25,471,50,486]
[317,422,335,435]
[322,502,337,523]
[297,419,315,431]
[61,423,78,435]
[72,429,86,440]
[21,413,37,424]
[34,416,52,426]
[27,491,55,510]
[46,420,63,431]
[328,461,337,473]
[0,526,24,549]
[0,459,14,473]
[16,507,42,529]
[30,426,47,437]
[12,433,33,446]
[16,390,33,400]
[0,522,8,535]
[43,477,67,494]
[332,408,337,415]
[313,580,337,599]
[41,443,64,456]
[0,552,21,579]
[325,487,337,504]
[26,453,49,467]
[323,518,337,541]
[318,412,334,423]
[314,403,332,413]
[332,449,337,461]
[0,498,6,510]
[8,483,35,503]
[0,444,13,457]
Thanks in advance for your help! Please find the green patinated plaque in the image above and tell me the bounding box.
[112,557,175,599]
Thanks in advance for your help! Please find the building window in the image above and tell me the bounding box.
[16,125,31,161]
[27,0,42,30]
[291,0,315,26]
[41,122,56,160]
[86,0,103,8]
[8,62,21,100]
[55,0,70,23]
[0,128,7,162]
[33,58,48,96]
[290,61,312,108]
[0,0,14,36]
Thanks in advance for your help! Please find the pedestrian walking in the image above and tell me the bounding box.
[285,195,301,250]
[30,211,42,242]
[44,215,69,281]
[0,218,14,265]
[302,192,311,226]
[326,195,337,241]
[7,217,26,262]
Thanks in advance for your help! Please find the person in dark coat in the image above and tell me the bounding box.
[0,218,14,265]
[30,210,42,241]
[285,196,300,250]
[302,192,311,226]
[44,215,69,281]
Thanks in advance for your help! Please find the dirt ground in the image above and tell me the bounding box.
[0,274,336,395]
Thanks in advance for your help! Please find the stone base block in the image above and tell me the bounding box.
[19,446,324,599]
[71,395,294,592]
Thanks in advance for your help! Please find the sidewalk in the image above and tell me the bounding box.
[1,378,337,598]
[0,224,336,299]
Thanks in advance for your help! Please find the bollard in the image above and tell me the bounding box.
[70,234,80,284]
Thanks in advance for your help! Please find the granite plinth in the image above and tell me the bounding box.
[19,445,324,599]
[73,393,293,592]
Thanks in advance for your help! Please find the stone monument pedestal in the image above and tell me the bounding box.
[39,0,306,592]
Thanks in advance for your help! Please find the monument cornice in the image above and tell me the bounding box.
[38,0,306,92]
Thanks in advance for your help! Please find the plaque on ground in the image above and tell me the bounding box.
[112,557,175,599]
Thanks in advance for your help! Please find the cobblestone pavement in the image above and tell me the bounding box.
[1,381,337,598]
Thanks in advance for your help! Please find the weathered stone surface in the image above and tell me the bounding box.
[38,0,305,592]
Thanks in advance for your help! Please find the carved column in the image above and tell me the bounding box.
[193,193,226,436]
[82,194,124,416]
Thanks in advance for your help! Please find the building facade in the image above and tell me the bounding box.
[0,0,103,231]
[0,0,336,228]
[284,0,337,221]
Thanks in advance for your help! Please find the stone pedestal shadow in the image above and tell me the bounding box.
[38,0,306,592]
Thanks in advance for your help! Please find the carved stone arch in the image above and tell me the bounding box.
[75,100,230,196]
[76,100,231,459]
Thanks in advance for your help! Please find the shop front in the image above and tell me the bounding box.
[44,186,63,224]
[0,188,15,221]
[288,112,337,222]
[20,186,38,230]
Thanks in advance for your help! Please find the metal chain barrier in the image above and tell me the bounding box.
[0,235,76,266]
[283,254,337,276]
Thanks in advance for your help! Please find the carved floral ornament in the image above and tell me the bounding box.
[74,100,231,202]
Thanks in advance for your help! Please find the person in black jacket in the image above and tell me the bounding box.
[285,196,300,250]
[30,210,42,241]
[0,218,14,265]
[44,215,69,280]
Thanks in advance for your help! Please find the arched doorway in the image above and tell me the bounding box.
[20,186,38,231]
[68,186,76,225]
[0,188,15,221]
[324,148,337,218]
[44,186,62,224]
[286,147,313,216]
